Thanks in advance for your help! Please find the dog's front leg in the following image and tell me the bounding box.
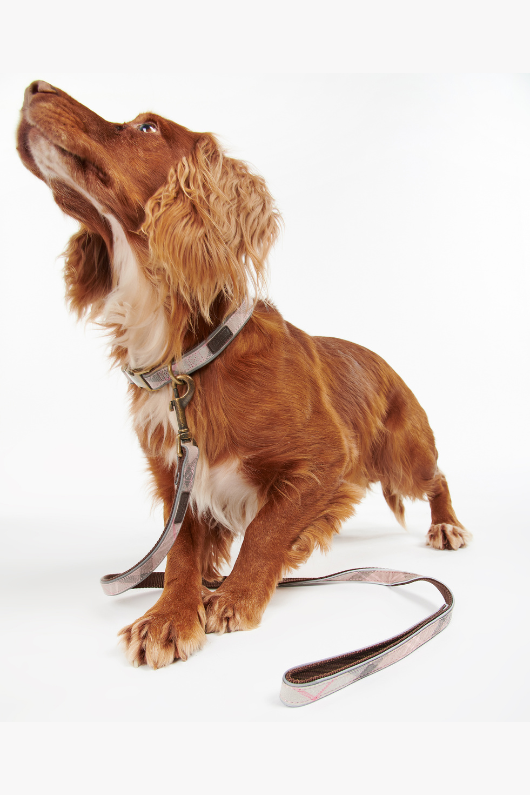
[204,479,348,634]
[119,512,208,668]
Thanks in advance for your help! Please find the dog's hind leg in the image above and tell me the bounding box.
[373,377,470,549]
[426,468,471,550]
[382,485,406,528]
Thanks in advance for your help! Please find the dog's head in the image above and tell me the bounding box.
[17,81,280,326]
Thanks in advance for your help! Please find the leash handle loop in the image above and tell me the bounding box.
[278,568,453,707]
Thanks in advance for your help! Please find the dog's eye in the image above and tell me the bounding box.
[137,122,158,133]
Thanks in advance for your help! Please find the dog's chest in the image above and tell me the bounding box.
[189,455,259,534]
[134,387,259,535]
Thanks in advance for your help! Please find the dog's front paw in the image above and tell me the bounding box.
[118,604,206,669]
[427,523,472,550]
[203,587,262,634]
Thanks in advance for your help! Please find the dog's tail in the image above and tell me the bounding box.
[382,486,406,529]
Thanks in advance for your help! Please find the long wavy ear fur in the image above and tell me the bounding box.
[63,226,112,318]
[142,134,281,322]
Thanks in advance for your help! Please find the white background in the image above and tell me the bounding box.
[1,72,529,729]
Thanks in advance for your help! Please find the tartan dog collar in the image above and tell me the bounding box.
[123,299,254,391]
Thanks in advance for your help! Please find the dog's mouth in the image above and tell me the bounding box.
[24,122,110,190]
[52,140,110,186]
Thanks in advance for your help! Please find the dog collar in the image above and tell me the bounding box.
[123,299,254,391]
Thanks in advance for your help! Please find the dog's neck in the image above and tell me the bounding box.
[102,214,233,371]
[180,294,231,353]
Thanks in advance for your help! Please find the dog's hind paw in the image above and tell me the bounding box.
[118,605,206,669]
[426,523,472,550]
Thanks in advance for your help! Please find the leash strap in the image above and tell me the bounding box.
[100,442,199,596]
[130,566,453,707]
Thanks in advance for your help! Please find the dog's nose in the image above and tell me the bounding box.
[31,80,57,95]
[23,80,58,109]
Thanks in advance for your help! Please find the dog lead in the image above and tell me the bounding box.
[102,301,455,707]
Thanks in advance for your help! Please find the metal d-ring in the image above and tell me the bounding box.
[167,367,195,408]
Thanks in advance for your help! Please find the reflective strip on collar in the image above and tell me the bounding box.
[123,300,254,391]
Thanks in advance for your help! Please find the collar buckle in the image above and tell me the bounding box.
[123,367,159,392]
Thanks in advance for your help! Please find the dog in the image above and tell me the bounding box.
[17,80,470,670]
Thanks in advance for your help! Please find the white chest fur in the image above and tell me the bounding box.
[189,455,260,535]
[134,387,259,535]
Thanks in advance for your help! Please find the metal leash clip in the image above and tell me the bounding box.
[168,368,196,457]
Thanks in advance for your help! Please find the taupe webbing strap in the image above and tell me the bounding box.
[132,566,454,707]
[100,442,199,596]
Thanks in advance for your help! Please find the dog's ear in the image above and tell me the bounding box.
[63,225,112,318]
[142,134,281,320]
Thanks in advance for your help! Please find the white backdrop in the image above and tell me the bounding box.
[1,73,529,722]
